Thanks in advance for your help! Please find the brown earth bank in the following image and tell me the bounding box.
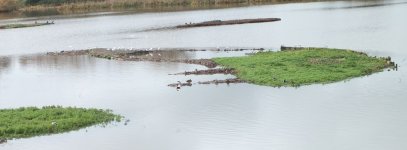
[45,48,254,87]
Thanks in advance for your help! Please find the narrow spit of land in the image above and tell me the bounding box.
[0,21,54,29]
[44,47,397,88]
[0,106,122,142]
[176,18,281,28]
[46,48,264,68]
[141,18,281,32]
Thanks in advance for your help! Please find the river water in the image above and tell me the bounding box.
[1,0,407,150]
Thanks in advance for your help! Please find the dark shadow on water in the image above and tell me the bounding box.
[0,57,11,75]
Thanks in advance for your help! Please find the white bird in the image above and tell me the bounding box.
[176,81,181,90]
[158,53,161,56]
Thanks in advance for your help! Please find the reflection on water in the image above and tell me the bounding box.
[0,57,11,75]
[1,1,407,150]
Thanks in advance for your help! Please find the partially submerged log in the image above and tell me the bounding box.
[177,18,281,28]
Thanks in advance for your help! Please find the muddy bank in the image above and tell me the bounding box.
[170,68,236,75]
[46,48,264,68]
[176,18,281,28]
[46,48,253,87]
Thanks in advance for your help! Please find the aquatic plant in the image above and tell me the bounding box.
[0,106,122,139]
[213,48,394,87]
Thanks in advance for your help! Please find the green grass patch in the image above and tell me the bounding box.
[213,48,393,87]
[0,106,122,139]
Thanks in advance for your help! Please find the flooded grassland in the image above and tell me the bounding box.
[1,1,407,150]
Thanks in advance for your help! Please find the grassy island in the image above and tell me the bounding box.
[0,106,121,139]
[213,48,393,87]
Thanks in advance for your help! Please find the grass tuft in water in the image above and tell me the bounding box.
[0,106,122,139]
[213,48,394,87]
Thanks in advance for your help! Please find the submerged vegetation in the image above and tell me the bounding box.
[0,106,121,139]
[213,48,394,87]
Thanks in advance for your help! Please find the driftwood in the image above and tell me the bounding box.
[177,18,281,28]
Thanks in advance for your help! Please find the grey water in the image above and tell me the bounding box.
[1,0,407,150]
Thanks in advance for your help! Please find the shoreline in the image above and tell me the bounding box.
[0,0,329,19]
[0,21,53,29]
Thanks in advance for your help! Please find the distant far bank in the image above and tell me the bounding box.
[0,0,330,18]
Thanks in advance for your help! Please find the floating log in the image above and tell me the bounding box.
[176,18,281,28]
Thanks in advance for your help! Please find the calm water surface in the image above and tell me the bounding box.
[1,1,407,150]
